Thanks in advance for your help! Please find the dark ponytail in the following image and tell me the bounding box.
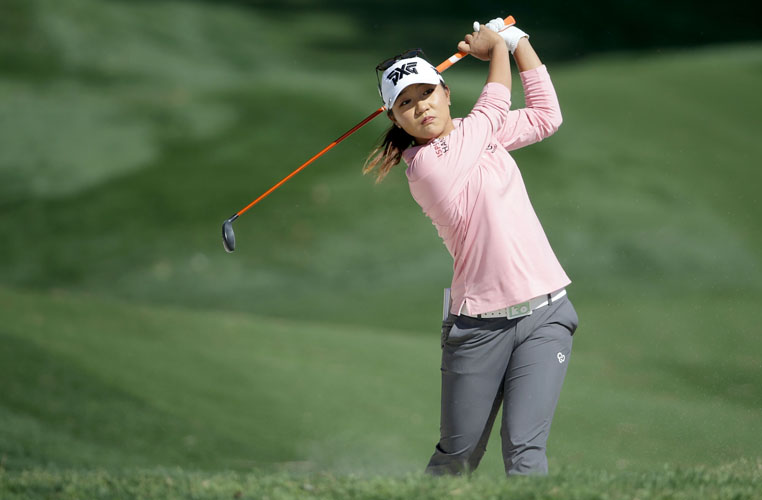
[362,112,416,183]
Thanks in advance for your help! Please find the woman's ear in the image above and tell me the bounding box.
[444,85,451,106]
[387,110,401,128]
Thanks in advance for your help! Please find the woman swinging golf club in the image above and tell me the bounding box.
[364,18,579,476]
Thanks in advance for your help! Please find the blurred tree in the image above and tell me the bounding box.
[181,0,760,61]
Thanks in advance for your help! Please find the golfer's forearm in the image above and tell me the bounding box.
[512,38,542,72]
[486,41,511,91]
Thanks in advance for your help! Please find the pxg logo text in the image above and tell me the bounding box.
[387,61,418,86]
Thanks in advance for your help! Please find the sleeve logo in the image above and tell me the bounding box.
[431,137,449,157]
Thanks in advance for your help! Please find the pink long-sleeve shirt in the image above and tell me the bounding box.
[402,65,570,316]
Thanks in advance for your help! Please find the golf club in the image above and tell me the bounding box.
[222,16,516,252]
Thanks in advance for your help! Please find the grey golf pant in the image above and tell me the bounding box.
[426,295,578,477]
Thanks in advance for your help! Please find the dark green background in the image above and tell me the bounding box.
[204,0,759,60]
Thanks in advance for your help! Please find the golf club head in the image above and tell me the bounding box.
[222,214,239,253]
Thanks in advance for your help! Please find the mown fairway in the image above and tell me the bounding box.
[2,460,761,500]
[1,0,761,497]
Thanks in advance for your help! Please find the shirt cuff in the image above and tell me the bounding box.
[519,64,549,86]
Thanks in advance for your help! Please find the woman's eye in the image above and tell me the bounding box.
[423,88,434,95]
[400,99,411,107]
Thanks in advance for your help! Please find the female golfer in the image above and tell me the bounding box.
[364,19,578,476]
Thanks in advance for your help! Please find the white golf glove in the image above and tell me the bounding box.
[472,17,529,54]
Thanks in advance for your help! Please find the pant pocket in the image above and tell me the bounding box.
[557,298,579,335]
[444,315,495,347]
[441,313,456,349]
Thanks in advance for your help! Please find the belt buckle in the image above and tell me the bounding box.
[507,301,532,319]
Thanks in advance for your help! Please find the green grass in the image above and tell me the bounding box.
[2,461,761,500]
[0,286,439,473]
[1,0,761,496]
[1,286,760,477]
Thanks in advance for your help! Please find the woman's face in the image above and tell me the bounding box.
[390,83,454,144]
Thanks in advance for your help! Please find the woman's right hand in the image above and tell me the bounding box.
[482,17,530,55]
[458,26,506,61]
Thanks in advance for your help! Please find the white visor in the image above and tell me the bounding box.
[380,56,444,109]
